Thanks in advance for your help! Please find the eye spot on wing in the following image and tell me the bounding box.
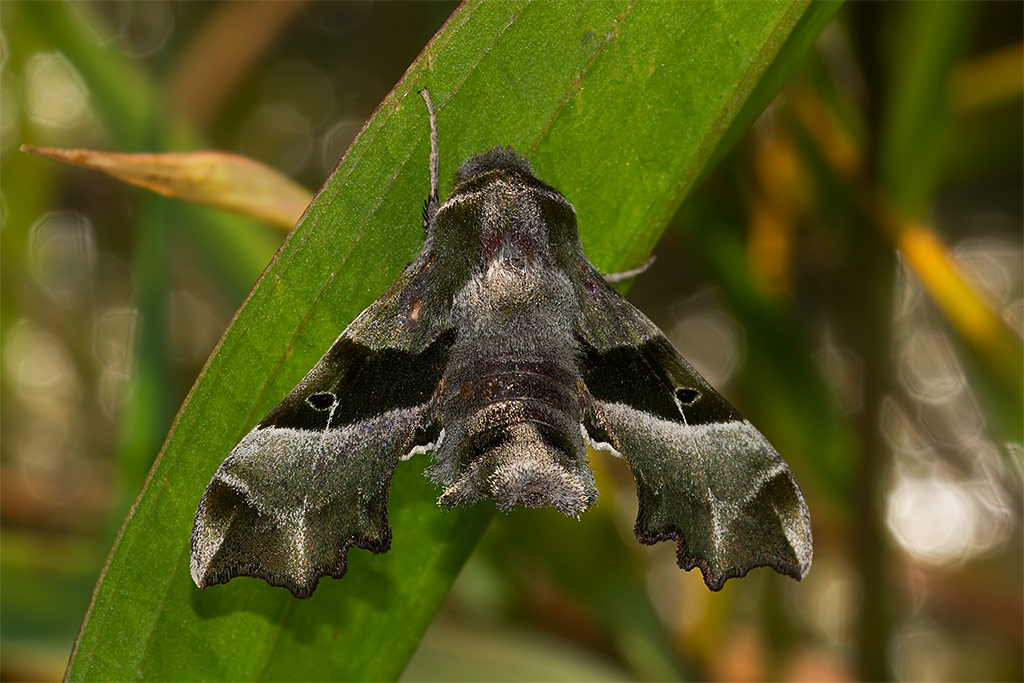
[306,392,337,411]
[675,388,701,405]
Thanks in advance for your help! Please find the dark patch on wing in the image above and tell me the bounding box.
[578,336,739,425]
[260,328,456,431]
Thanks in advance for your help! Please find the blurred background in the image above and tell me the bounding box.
[1,2,1021,681]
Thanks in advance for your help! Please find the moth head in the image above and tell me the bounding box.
[454,146,535,182]
[435,146,581,274]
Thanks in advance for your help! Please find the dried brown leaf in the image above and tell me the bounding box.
[21,145,312,230]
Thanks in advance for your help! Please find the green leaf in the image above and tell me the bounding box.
[67,1,830,680]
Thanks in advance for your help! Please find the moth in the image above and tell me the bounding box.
[191,91,812,599]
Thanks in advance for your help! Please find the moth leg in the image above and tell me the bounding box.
[602,255,656,284]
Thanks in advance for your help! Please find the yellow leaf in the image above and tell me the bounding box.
[21,146,312,230]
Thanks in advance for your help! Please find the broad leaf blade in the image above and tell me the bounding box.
[67,1,825,681]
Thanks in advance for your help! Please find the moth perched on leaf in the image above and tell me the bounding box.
[191,91,812,599]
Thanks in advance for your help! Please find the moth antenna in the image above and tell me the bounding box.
[419,88,440,225]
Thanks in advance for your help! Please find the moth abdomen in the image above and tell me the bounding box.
[437,418,597,517]
[452,365,574,411]
[429,349,597,516]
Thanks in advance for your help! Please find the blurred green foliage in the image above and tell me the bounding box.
[1,2,1021,682]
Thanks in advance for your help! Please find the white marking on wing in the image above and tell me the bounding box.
[708,485,725,551]
[672,391,692,427]
[580,422,622,458]
[402,427,445,461]
[319,400,339,447]
[290,496,309,571]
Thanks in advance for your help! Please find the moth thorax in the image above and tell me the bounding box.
[457,256,554,322]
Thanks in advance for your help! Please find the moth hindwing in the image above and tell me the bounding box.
[191,90,812,598]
